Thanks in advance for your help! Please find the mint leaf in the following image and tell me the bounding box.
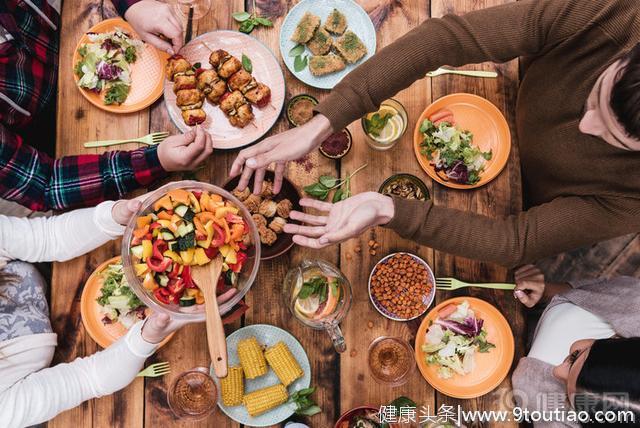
[232,11,251,22]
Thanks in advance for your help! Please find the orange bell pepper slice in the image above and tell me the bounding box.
[133,224,150,239]
[157,210,172,221]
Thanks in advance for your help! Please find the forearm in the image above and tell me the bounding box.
[0,201,124,262]
[542,282,571,301]
[383,196,637,269]
[0,322,157,428]
[316,0,588,130]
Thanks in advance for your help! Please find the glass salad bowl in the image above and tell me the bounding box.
[122,181,261,321]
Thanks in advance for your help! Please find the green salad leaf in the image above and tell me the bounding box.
[104,83,130,105]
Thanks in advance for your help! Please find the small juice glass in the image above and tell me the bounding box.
[167,367,217,420]
[361,98,408,151]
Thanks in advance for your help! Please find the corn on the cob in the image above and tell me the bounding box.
[264,341,303,386]
[237,337,268,379]
[242,383,288,416]
[220,366,244,406]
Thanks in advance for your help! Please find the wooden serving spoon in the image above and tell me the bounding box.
[191,255,228,378]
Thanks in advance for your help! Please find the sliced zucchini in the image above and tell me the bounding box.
[130,245,144,259]
[225,270,237,286]
[161,230,175,241]
[179,295,196,307]
[182,208,195,222]
[174,204,189,217]
[168,241,180,252]
[176,222,194,237]
[157,274,169,287]
[177,232,196,251]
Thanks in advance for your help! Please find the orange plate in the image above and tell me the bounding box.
[72,18,167,113]
[414,297,515,399]
[413,93,511,189]
[80,256,173,349]
[164,30,286,150]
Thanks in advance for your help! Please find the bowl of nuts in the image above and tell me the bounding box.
[368,252,436,321]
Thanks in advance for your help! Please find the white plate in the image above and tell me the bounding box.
[279,0,376,89]
[211,324,311,427]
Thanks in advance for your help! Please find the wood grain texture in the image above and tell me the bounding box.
[429,0,524,426]
[338,0,437,418]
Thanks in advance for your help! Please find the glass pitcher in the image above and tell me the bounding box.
[283,259,352,353]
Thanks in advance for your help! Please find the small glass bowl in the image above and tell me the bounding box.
[361,98,408,151]
[121,180,261,322]
[368,336,416,387]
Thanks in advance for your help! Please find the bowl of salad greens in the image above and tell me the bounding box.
[413,93,511,189]
[414,297,514,399]
[72,18,166,113]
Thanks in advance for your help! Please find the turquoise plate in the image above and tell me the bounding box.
[211,324,311,427]
[279,0,377,89]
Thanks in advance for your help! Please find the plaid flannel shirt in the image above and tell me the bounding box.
[0,0,167,212]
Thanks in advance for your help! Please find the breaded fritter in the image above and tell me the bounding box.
[290,12,321,44]
[334,30,367,64]
[324,8,347,35]
[308,54,345,76]
[306,27,332,56]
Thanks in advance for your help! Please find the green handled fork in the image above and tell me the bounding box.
[137,361,171,378]
[436,277,515,291]
[83,131,169,148]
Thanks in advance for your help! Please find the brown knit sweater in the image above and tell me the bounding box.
[315,0,640,268]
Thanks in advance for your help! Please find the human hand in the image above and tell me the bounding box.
[514,265,545,308]
[112,198,143,225]
[141,289,238,343]
[283,192,395,249]
[229,115,334,195]
[157,125,214,172]
[124,0,183,55]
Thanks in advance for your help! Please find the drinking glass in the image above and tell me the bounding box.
[283,259,352,353]
[167,367,217,420]
[171,0,211,20]
[361,98,408,151]
[367,336,415,387]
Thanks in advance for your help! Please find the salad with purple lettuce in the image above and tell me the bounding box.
[74,28,143,105]
[422,300,495,379]
[419,117,492,185]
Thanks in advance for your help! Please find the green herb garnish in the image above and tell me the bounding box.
[233,1,273,34]
[289,387,321,416]
[294,54,308,72]
[241,54,252,73]
[364,112,393,137]
[124,45,137,63]
[303,163,367,201]
[289,44,305,57]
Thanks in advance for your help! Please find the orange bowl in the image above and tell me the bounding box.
[72,18,167,113]
[80,256,173,348]
[413,93,511,189]
[414,297,514,399]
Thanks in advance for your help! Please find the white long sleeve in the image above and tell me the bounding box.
[0,321,158,427]
[0,201,125,263]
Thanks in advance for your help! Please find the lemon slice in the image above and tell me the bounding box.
[294,295,321,318]
[374,115,402,144]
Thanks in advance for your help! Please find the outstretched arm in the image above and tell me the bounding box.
[0,123,166,211]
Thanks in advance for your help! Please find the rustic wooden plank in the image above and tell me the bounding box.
[240,1,341,427]
[50,0,148,427]
[337,0,438,420]
[428,0,524,425]
[141,1,244,427]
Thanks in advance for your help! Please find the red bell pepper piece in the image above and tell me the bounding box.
[192,190,202,199]
[150,222,162,230]
[182,266,197,288]
[153,287,170,304]
[144,233,153,241]
[221,300,249,325]
[152,240,167,260]
[225,213,244,224]
[204,246,219,260]
[167,278,185,295]
[212,223,225,247]
[229,251,248,273]
[147,257,172,273]
[131,235,142,246]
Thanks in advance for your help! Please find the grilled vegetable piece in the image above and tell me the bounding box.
[237,336,268,379]
[176,88,204,110]
[264,341,303,386]
[334,30,367,64]
[173,74,197,93]
[180,108,206,126]
[166,55,192,81]
[290,12,321,44]
[306,27,332,56]
[220,366,244,406]
[196,69,227,104]
[308,54,346,76]
[242,384,288,417]
[324,8,347,35]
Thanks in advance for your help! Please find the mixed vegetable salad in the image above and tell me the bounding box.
[422,300,495,379]
[74,28,143,105]
[130,188,251,307]
[97,261,146,328]
[419,109,492,185]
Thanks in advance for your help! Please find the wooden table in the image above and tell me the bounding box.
[51,0,524,426]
